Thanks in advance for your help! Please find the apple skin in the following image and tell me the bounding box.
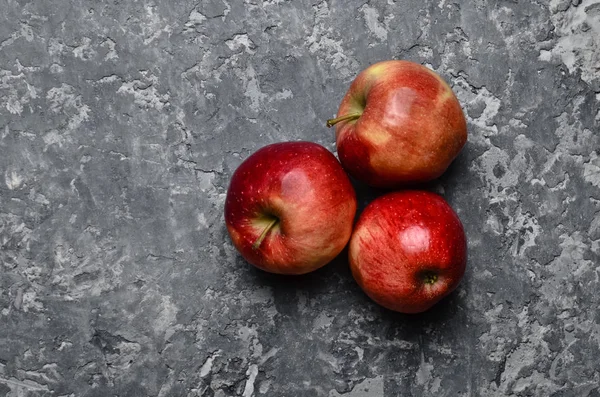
[225,142,357,275]
[349,190,466,313]
[330,60,467,188]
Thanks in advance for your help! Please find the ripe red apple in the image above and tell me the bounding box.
[327,60,467,188]
[225,142,357,275]
[349,190,466,313]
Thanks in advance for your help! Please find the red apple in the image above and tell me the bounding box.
[349,190,466,313]
[225,142,357,275]
[327,60,467,188]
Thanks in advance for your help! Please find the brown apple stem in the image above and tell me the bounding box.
[326,113,361,128]
[252,218,279,250]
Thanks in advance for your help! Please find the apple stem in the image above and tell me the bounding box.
[326,112,362,128]
[252,218,279,250]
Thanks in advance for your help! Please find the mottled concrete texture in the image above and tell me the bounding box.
[1,0,599,396]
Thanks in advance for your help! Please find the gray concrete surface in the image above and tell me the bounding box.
[1,0,600,396]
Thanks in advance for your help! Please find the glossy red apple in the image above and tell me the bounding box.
[349,190,466,313]
[327,60,467,188]
[225,142,357,275]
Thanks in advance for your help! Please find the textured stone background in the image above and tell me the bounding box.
[1,0,600,396]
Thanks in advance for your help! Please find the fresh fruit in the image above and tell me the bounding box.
[327,60,467,188]
[349,190,467,313]
[225,142,357,275]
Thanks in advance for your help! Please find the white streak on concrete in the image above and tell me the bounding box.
[242,364,259,397]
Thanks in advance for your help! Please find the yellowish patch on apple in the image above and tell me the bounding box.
[428,69,454,93]
[369,149,403,177]
[364,127,391,145]
[366,62,390,78]
[352,224,374,245]
[435,89,454,106]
